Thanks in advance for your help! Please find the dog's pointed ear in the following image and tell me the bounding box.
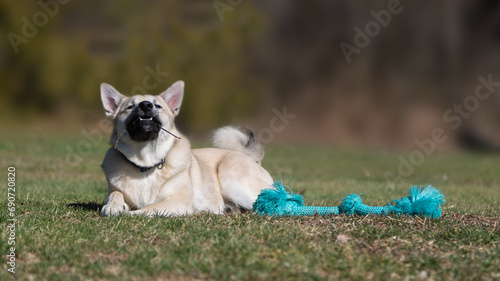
[160,81,184,116]
[100,83,125,118]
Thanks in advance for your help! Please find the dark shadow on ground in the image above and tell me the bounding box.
[67,202,102,212]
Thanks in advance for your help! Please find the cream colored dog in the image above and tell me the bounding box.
[99,81,273,216]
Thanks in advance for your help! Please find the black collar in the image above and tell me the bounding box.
[120,151,165,173]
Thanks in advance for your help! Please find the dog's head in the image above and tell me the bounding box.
[100,81,184,165]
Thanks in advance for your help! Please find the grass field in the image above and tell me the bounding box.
[1,133,499,280]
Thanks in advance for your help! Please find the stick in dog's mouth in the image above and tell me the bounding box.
[161,127,182,139]
[114,129,127,149]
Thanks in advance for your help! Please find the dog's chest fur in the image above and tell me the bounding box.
[120,172,165,209]
[102,148,178,209]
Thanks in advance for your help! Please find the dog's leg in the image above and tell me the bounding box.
[219,178,272,210]
[129,193,194,217]
[101,190,130,216]
[218,153,274,210]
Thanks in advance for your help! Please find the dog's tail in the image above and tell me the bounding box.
[212,126,264,163]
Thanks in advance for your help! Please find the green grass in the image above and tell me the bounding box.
[1,133,499,280]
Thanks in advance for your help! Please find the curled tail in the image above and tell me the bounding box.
[212,126,264,163]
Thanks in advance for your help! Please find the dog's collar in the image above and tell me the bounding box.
[119,151,165,173]
[129,158,165,173]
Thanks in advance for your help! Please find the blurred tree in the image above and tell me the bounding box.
[1,0,500,149]
[0,0,266,132]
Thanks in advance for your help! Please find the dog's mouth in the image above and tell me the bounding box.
[126,114,162,142]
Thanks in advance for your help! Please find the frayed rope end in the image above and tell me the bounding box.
[391,185,445,218]
[252,181,303,216]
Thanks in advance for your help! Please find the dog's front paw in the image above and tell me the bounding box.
[101,202,130,216]
[129,210,156,217]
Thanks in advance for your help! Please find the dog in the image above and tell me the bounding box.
[99,81,274,216]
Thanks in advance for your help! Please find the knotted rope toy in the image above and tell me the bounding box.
[253,181,445,218]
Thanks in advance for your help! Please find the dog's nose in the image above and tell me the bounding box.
[138,101,154,112]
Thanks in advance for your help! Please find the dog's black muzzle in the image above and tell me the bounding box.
[126,101,162,142]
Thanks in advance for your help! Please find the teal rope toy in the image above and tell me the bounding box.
[253,181,445,218]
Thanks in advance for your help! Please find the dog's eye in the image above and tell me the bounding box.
[155,104,162,109]
[126,105,134,110]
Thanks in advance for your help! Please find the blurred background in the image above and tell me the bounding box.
[2,0,500,151]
